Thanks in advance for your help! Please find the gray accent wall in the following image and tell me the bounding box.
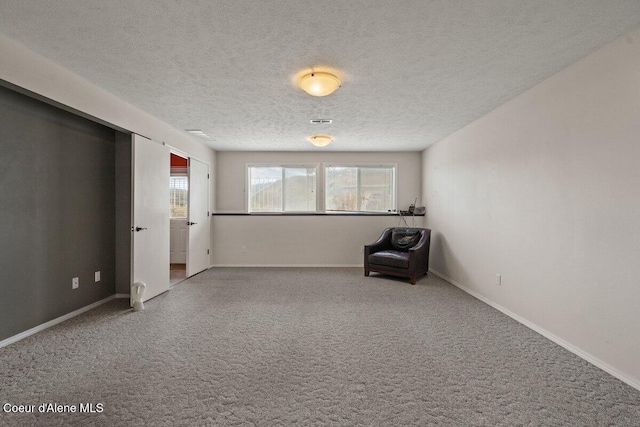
[0,85,116,341]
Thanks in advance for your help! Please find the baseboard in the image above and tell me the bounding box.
[429,269,640,392]
[210,264,362,268]
[115,293,130,299]
[0,295,116,349]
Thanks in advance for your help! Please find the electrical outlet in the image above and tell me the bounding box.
[496,274,502,286]
[72,277,79,289]
[95,271,101,282]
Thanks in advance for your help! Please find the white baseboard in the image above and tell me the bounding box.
[0,295,116,349]
[115,293,130,299]
[210,264,362,268]
[429,269,640,392]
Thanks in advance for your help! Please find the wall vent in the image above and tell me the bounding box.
[310,119,332,124]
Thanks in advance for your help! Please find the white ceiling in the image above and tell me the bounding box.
[1,1,640,151]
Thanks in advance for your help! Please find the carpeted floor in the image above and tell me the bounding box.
[1,268,639,426]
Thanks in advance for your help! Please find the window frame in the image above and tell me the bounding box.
[245,162,398,214]
[247,163,320,213]
[323,163,398,213]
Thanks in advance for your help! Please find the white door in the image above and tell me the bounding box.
[170,219,188,264]
[132,134,170,303]
[187,158,210,277]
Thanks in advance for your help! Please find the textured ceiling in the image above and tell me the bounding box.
[1,1,640,151]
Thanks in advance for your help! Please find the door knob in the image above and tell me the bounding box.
[133,226,147,232]
[187,222,197,226]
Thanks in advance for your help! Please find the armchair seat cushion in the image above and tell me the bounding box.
[368,250,409,269]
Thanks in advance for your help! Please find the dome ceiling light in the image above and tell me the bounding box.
[298,72,341,97]
[307,134,334,147]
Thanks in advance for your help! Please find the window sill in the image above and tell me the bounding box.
[212,212,424,217]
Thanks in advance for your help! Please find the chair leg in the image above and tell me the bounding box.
[364,269,369,277]
[410,276,416,285]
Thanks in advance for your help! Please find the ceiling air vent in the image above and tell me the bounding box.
[310,119,333,124]
[185,129,212,139]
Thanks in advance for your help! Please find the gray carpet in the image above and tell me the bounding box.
[1,268,638,426]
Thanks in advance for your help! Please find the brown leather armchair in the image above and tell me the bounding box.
[364,227,431,285]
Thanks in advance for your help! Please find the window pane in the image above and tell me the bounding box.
[325,166,395,212]
[325,167,358,211]
[284,167,316,212]
[170,176,188,218]
[360,167,394,212]
[249,167,282,212]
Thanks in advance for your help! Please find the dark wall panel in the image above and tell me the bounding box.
[0,85,116,340]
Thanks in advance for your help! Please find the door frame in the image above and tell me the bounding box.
[166,144,211,278]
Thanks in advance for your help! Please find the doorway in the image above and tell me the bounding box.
[169,152,210,286]
[170,153,188,286]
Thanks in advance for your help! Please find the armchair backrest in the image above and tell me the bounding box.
[387,227,429,251]
[391,228,422,250]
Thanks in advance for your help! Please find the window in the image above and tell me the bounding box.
[246,164,396,214]
[248,165,317,212]
[170,176,188,218]
[325,165,396,212]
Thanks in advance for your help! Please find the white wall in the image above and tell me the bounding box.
[422,27,640,389]
[212,215,418,266]
[213,151,423,266]
[216,151,422,212]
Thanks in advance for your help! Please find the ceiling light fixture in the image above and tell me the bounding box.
[299,72,341,97]
[307,134,334,147]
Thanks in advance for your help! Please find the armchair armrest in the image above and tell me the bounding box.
[408,230,429,253]
[407,229,431,271]
[364,228,393,255]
